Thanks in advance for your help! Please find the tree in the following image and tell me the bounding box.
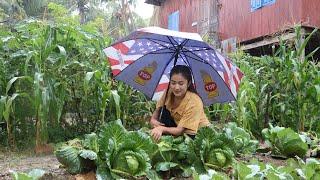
[22,0,47,17]
[0,0,26,23]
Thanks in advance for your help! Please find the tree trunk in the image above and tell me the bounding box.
[6,119,15,149]
[77,0,87,24]
[35,116,41,148]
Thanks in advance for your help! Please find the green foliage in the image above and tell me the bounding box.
[297,158,320,179]
[0,16,141,148]
[55,120,155,178]
[189,124,258,175]
[190,126,234,173]
[99,120,154,179]
[262,124,308,158]
[234,159,294,179]
[151,135,193,177]
[234,158,320,179]
[54,120,263,178]
[83,133,99,153]
[55,137,97,174]
[192,169,230,180]
[22,0,47,17]
[55,146,84,174]
[47,2,80,25]
[11,169,46,180]
[47,2,67,17]
[226,26,320,136]
[54,120,320,179]
[0,0,152,149]
[224,122,258,154]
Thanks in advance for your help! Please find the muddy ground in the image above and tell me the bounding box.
[0,151,74,180]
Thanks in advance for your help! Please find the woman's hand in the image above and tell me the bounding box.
[151,126,164,142]
[150,117,164,128]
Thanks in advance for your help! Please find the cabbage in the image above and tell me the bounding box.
[55,134,98,174]
[190,126,235,173]
[97,120,156,179]
[224,122,258,154]
[151,135,192,174]
[262,125,308,157]
[11,169,46,180]
[111,150,150,177]
[55,146,97,174]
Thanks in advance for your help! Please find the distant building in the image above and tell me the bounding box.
[145,0,320,58]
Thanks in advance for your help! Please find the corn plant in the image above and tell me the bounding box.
[0,76,31,148]
[226,26,319,136]
[269,27,319,131]
[0,3,155,149]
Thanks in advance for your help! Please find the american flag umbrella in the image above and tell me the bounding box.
[103,27,243,106]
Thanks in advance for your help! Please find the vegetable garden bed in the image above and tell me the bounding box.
[3,120,318,179]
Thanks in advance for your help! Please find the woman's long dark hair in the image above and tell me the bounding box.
[169,65,197,94]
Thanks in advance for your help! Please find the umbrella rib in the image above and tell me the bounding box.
[180,50,208,64]
[177,47,199,90]
[144,37,211,52]
[167,36,179,45]
[112,38,178,79]
[112,50,174,79]
[128,36,181,52]
[167,36,180,51]
[176,39,191,65]
[179,50,206,97]
[149,38,190,98]
[147,51,175,55]
[181,48,236,100]
[142,37,177,51]
[150,48,179,99]
[186,48,211,52]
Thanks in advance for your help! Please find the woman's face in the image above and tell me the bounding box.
[170,73,189,98]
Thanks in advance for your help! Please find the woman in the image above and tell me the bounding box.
[150,65,210,141]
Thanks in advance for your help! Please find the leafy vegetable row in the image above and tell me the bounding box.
[55,120,258,179]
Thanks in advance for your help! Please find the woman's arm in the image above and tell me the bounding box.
[150,108,164,128]
[162,126,185,136]
[151,126,185,141]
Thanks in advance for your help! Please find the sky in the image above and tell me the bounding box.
[133,0,154,19]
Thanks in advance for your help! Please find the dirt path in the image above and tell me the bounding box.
[0,152,73,180]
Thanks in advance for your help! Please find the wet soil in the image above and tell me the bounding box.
[0,151,73,180]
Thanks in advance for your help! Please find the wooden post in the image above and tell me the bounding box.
[299,27,306,62]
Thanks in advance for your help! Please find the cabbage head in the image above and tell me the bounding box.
[151,135,192,173]
[55,136,98,174]
[262,125,308,158]
[190,126,235,173]
[111,149,150,177]
[224,122,258,154]
[55,146,97,174]
[98,120,156,179]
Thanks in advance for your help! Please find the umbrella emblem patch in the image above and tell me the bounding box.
[201,70,219,98]
[135,61,157,86]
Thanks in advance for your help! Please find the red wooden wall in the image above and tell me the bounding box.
[301,0,320,28]
[219,0,320,42]
[157,0,200,33]
[155,0,320,43]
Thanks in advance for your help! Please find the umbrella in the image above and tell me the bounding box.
[103,26,243,106]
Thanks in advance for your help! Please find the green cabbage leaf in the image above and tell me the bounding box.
[262,125,308,158]
[97,120,156,179]
[190,126,234,174]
